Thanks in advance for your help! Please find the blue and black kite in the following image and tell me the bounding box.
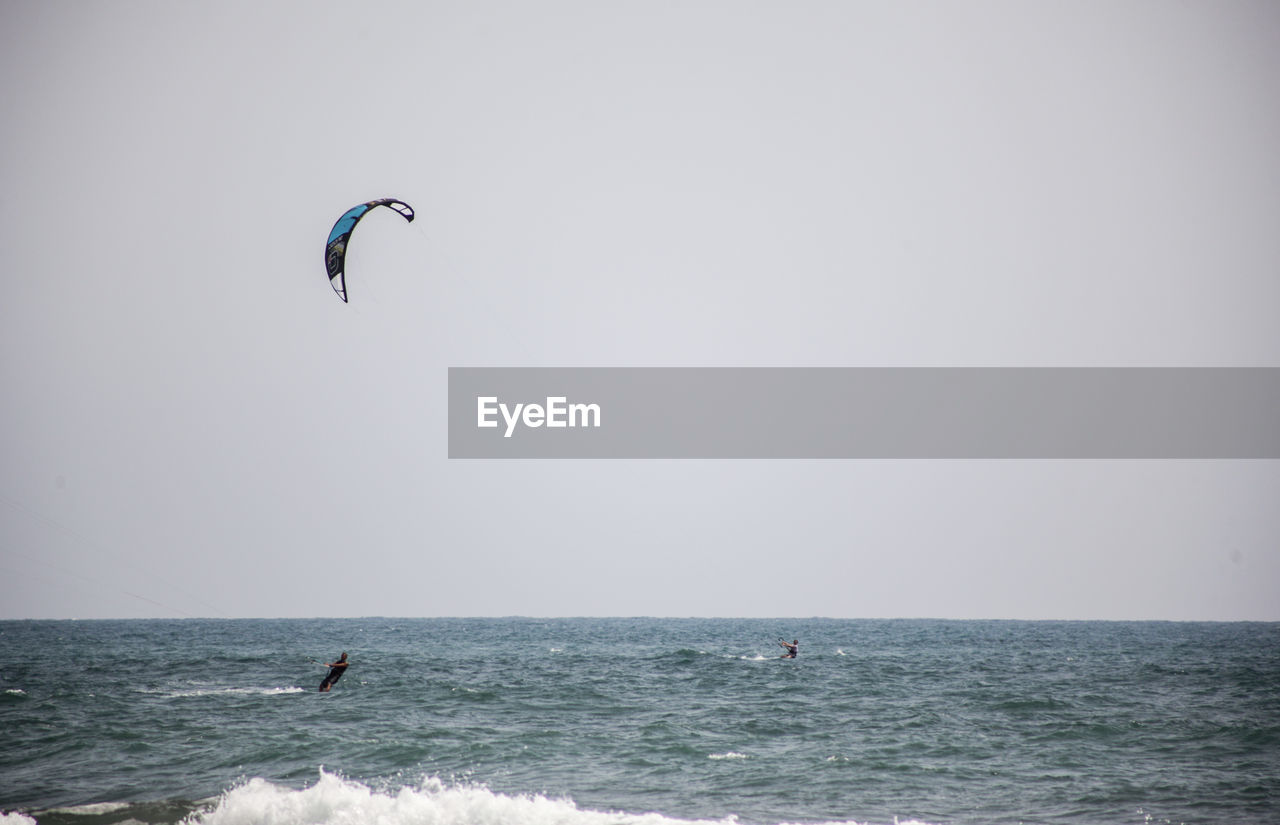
[324,198,415,302]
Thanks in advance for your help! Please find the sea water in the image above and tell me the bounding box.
[1,618,1277,825]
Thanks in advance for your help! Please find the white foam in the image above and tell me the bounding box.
[0,812,38,825]
[707,752,749,760]
[3,689,26,696]
[42,802,132,816]
[155,686,306,698]
[184,771,920,825]
[188,772,703,825]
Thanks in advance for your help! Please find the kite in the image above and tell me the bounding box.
[324,198,415,302]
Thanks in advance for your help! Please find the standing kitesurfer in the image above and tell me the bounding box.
[319,652,349,692]
[779,639,798,659]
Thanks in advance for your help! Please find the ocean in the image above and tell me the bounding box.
[1,618,1276,825]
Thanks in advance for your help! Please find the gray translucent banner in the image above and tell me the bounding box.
[448,368,1280,458]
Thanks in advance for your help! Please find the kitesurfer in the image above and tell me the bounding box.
[319,652,349,692]
[779,639,798,659]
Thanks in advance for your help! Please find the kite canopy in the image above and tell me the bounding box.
[325,198,415,302]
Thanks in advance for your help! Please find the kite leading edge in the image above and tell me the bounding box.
[324,198,415,302]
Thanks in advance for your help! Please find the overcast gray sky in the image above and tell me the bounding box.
[3,1,1278,621]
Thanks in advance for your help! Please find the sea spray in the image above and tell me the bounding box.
[189,771,753,825]
[0,814,37,825]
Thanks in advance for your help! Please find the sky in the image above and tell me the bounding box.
[2,1,1278,621]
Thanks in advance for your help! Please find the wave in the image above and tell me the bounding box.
[5,770,943,825]
[1,813,37,825]
[447,685,499,702]
[181,770,932,825]
[142,686,305,698]
[190,772,719,825]
[15,799,209,825]
[646,650,784,664]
